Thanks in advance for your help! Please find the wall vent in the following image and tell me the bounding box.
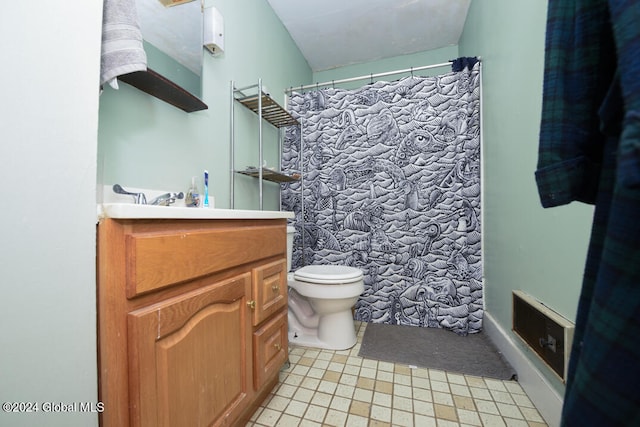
[512,290,575,382]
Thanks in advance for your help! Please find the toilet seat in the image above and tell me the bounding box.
[294,265,363,284]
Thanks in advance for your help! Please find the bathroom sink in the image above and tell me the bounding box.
[97,203,294,220]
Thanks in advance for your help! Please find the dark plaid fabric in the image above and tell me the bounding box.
[535,0,617,207]
[536,1,640,426]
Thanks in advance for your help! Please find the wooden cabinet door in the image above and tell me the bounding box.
[127,273,253,427]
[253,309,288,390]
[252,259,287,326]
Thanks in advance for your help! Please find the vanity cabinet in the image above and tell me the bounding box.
[97,218,288,427]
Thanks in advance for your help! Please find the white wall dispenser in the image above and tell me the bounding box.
[203,6,224,55]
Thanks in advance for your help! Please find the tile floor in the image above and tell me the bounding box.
[247,322,548,427]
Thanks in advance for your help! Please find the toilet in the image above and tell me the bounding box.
[286,226,364,350]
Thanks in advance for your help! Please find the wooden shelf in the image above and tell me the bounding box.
[118,68,208,113]
[235,93,298,127]
[236,168,300,183]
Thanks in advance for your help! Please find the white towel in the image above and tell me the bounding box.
[100,0,147,88]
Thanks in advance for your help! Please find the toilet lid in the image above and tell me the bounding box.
[294,265,363,284]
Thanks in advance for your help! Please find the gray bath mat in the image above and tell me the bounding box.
[359,322,517,381]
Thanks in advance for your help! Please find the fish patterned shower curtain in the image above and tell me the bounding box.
[281,62,482,335]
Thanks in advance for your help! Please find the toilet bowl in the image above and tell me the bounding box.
[286,227,364,350]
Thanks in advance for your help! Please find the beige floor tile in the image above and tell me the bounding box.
[378,361,395,372]
[317,379,338,394]
[474,398,500,415]
[480,412,508,426]
[338,373,357,386]
[428,369,448,382]
[300,377,320,390]
[360,367,377,379]
[392,408,415,427]
[329,395,351,412]
[450,383,472,397]
[310,391,333,407]
[395,365,412,376]
[345,413,369,427]
[323,409,348,427]
[457,408,482,426]
[248,322,548,427]
[274,413,301,427]
[353,387,374,402]
[266,395,291,411]
[304,404,327,423]
[432,390,454,406]
[520,406,546,423]
[284,399,308,417]
[465,375,486,388]
[393,383,413,398]
[430,379,451,393]
[413,413,437,427]
[447,372,467,385]
[453,394,476,411]
[256,407,281,426]
[376,370,394,382]
[293,387,314,403]
[370,404,392,422]
[496,402,523,419]
[356,376,375,390]
[349,400,370,417]
[434,403,458,422]
[373,391,392,407]
[503,418,529,427]
[375,380,394,394]
[368,420,392,427]
[332,354,348,363]
[413,400,435,417]
[334,383,355,398]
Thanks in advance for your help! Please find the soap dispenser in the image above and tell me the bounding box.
[185,176,201,207]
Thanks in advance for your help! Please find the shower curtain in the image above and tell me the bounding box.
[281,61,482,335]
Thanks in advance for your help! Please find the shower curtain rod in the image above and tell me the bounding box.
[286,59,474,94]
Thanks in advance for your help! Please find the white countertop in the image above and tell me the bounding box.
[98,203,294,220]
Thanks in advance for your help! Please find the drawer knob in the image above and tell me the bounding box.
[274,343,281,351]
[247,300,256,310]
[271,284,280,293]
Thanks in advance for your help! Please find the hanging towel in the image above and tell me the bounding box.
[100,0,147,89]
[451,57,479,72]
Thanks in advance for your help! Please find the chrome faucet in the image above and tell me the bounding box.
[112,184,147,204]
[149,192,184,206]
[112,184,184,206]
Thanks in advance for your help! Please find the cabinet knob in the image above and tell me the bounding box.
[274,343,281,351]
[271,284,280,293]
[247,300,256,310]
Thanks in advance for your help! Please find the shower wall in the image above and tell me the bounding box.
[282,64,482,335]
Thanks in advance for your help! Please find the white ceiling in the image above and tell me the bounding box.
[266,0,471,72]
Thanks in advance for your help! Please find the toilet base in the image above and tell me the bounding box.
[288,309,358,351]
[287,328,357,351]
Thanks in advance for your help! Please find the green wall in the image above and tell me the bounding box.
[98,0,311,211]
[460,0,593,390]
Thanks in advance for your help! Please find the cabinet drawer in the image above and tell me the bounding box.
[124,224,285,297]
[252,259,287,326]
[253,309,288,390]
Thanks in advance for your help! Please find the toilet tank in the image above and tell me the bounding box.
[286,226,296,272]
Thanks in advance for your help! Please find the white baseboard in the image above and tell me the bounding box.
[483,312,563,427]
